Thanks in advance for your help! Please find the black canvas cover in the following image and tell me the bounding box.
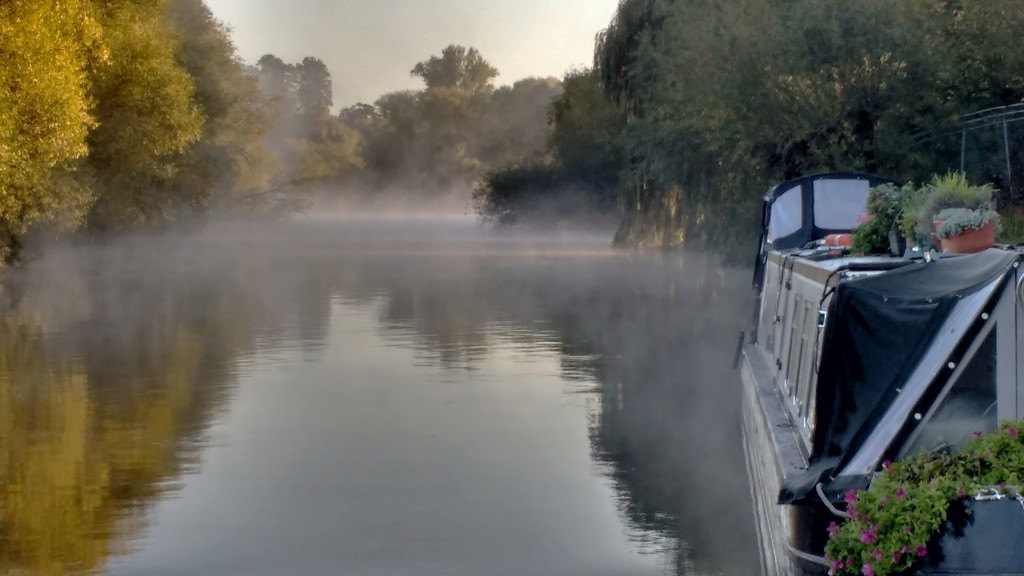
[779,249,1019,503]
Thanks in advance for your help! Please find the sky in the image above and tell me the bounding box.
[205,0,622,110]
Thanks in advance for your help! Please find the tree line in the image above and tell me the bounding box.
[2,0,281,264]
[1,0,570,264]
[13,0,1020,260]
[476,0,1024,254]
[600,0,1024,253]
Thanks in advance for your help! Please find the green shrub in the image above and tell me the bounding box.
[851,183,913,254]
[997,207,1024,245]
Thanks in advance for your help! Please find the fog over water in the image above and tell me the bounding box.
[0,219,758,576]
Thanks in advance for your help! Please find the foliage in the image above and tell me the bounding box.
[589,0,1024,251]
[411,45,498,93]
[254,54,364,209]
[898,186,929,239]
[472,68,622,226]
[85,0,205,231]
[338,47,562,196]
[825,421,1024,576]
[913,172,996,237]
[473,164,562,227]
[996,207,1024,245]
[934,208,998,240]
[477,77,563,168]
[0,0,104,262]
[548,69,622,206]
[851,184,912,254]
[848,176,995,252]
[163,0,275,217]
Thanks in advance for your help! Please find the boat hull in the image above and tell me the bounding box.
[741,345,828,576]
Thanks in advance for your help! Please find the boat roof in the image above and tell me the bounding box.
[774,248,1022,503]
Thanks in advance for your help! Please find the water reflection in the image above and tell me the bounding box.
[0,222,757,575]
[0,252,244,574]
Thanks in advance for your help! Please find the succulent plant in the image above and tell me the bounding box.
[935,207,998,240]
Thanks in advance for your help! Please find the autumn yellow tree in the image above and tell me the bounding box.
[0,0,104,262]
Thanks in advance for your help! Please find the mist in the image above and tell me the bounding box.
[0,219,758,575]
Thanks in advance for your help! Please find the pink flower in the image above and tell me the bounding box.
[882,460,892,472]
[1010,427,1019,440]
[860,529,878,544]
[832,560,844,570]
[896,486,906,500]
[871,550,883,561]
[957,487,967,499]
[845,489,859,506]
[917,545,928,557]
[879,495,889,508]
[973,430,983,438]
[863,562,875,576]
[828,521,840,538]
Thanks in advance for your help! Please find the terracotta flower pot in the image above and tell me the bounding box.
[932,219,944,251]
[941,219,996,254]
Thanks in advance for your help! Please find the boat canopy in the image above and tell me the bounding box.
[779,249,1021,503]
[759,173,890,251]
[753,173,891,289]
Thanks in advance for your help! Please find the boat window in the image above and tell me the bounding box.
[768,185,802,243]
[813,179,870,231]
[785,295,806,394]
[906,330,998,454]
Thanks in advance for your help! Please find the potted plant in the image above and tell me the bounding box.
[913,173,996,249]
[852,184,908,255]
[825,422,1024,576]
[934,207,999,253]
[851,183,929,256]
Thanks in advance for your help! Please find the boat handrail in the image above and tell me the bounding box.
[815,482,851,519]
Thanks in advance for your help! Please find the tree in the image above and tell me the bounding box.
[476,77,563,168]
[296,57,332,118]
[164,0,275,217]
[549,69,620,202]
[253,54,362,208]
[586,0,1024,253]
[472,69,621,228]
[85,0,204,231]
[0,0,103,262]
[256,54,297,111]
[411,45,498,93]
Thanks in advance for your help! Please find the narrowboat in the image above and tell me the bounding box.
[740,173,1024,575]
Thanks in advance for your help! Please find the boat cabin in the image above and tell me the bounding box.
[742,173,1024,574]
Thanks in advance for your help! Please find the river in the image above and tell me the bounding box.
[0,219,758,576]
